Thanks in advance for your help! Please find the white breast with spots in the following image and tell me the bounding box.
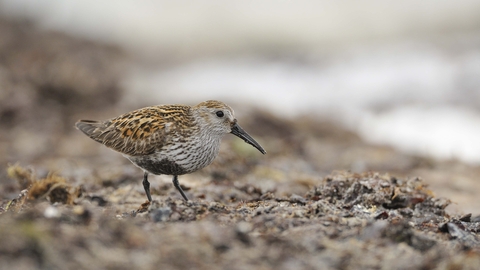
[155,132,222,173]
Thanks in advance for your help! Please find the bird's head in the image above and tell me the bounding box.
[194,100,266,154]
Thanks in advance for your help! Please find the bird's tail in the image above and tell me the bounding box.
[75,120,108,143]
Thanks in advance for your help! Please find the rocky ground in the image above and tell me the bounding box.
[1,18,480,270]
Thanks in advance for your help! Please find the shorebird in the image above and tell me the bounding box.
[75,100,266,202]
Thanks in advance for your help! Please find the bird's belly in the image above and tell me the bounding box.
[126,142,219,175]
[128,155,188,175]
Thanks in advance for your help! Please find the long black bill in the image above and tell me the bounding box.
[230,122,266,154]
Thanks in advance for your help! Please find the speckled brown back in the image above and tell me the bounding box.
[75,105,195,156]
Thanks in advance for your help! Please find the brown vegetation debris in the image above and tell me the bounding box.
[6,164,35,190]
[6,164,79,205]
[27,174,74,204]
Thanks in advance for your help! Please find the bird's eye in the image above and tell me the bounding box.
[216,111,224,118]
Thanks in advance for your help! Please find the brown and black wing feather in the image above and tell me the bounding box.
[75,105,193,156]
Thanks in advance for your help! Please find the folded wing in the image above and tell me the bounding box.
[75,106,181,156]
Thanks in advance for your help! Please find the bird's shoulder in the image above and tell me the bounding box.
[110,105,193,136]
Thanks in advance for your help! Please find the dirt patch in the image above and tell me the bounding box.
[1,169,479,269]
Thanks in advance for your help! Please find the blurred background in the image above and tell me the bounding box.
[1,0,480,214]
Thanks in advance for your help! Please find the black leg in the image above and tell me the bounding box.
[172,175,189,201]
[142,172,152,202]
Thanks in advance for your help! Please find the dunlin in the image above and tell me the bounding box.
[75,100,266,202]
